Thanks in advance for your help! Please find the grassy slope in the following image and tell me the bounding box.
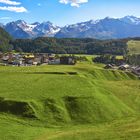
[0,116,46,140]
[0,61,140,140]
[37,118,140,140]
[127,40,140,54]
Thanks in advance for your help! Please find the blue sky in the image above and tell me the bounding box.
[0,0,140,26]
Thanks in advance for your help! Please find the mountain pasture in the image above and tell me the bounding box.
[0,62,140,140]
[127,40,140,54]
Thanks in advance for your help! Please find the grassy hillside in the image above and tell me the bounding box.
[127,40,140,54]
[0,62,140,140]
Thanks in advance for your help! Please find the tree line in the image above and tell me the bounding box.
[0,27,12,52]
[10,37,128,55]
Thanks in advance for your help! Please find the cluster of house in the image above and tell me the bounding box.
[0,53,76,66]
[104,64,140,77]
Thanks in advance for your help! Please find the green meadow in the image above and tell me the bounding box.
[127,40,140,54]
[0,60,140,140]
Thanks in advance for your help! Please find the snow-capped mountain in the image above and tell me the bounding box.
[55,16,140,39]
[120,16,140,25]
[2,15,140,39]
[15,20,37,32]
[33,21,60,37]
[4,20,61,39]
[5,21,31,38]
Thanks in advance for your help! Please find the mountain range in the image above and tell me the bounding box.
[2,20,60,39]
[1,16,140,39]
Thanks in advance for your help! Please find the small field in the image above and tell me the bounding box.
[127,40,140,54]
[0,61,140,140]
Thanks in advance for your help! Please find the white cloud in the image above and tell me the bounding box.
[0,0,21,5]
[59,0,88,7]
[0,6,27,12]
[0,0,27,13]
